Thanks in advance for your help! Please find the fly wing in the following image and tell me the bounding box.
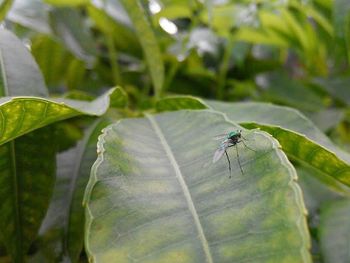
[213,134,228,140]
[212,141,229,163]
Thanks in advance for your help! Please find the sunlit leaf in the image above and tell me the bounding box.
[0,87,121,145]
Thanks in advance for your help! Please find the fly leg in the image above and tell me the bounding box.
[239,139,256,152]
[228,143,244,176]
[235,144,244,175]
[224,150,232,178]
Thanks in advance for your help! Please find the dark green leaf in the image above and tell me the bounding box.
[0,126,56,261]
[34,119,111,262]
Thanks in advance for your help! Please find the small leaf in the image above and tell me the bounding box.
[0,87,119,145]
[84,110,311,262]
[0,0,13,21]
[156,96,207,112]
[109,86,128,108]
[120,0,164,97]
[319,199,350,263]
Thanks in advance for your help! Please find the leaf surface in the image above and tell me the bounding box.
[84,110,311,262]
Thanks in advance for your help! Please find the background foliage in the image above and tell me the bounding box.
[0,0,350,262]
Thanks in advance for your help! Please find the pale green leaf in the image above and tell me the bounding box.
[7,0,51,34]
[0,28,47,97]
[320,199,350,263]
[84,110,311,262]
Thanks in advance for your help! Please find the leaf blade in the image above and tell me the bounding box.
[84,110,311,262]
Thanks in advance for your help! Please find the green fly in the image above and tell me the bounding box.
[212,130,255,178]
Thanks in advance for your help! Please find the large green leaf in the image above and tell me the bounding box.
[319,199,350,263]
[0,28,47,97]
[32,119,111,262]
[0,126,56,262]
[84,110,311,262]
[120,0,164,97]
[0,87,125,145]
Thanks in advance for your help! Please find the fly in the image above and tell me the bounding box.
[212,130,255,178]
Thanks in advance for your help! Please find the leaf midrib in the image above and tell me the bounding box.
[0,46,9,96]
[146,114,213,263]
[9,140,23,261]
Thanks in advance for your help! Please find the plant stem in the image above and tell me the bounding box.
[107,35,122,85]
[217,36,233,100]
[163,60,179,93]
